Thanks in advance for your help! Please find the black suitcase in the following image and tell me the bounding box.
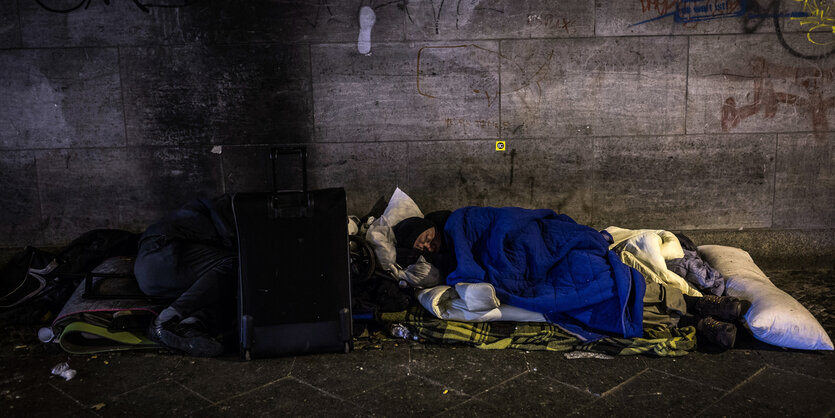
[233,147,352,360]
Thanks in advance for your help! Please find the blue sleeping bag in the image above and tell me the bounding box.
[445,207,645,340]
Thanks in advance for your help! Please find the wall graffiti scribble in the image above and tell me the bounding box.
[634,0,835,60]
[720,56,835,140]
[35,0,199,14]
[632,0,745,25]
[416,44,555,112]
[527,14,574,33]
[417,44,502,107]
[789,0,835,45]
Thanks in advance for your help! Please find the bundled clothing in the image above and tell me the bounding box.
[604,227,726,297]
[604,227,703,297]
[666,249,726,296]
[665,232,726,296]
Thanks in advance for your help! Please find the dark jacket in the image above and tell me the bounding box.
[140,194,237,250]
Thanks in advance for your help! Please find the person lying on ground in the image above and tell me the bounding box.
[392,208,747,350]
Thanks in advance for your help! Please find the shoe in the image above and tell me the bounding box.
[697,316,737,349]
[693,295,743,322]
[146,316,170,344]
[148,318,224,357]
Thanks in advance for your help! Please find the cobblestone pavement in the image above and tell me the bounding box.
[2,269,832,417]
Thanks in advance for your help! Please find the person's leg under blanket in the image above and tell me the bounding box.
[135,236,237,357]
[642,282,743,350]
[642,281,687,332]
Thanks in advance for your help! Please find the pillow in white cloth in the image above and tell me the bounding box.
[380,187,424,227]
[698,245,833,351]
[364,188,440,288]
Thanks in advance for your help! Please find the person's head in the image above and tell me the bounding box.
[393,217,442,253]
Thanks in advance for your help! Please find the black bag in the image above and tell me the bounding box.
[0,246,55,308]
[233,147,352,360]
[349,235,413,316]
[0,230,140,325]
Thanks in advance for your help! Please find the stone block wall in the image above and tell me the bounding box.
[0,0,832,267]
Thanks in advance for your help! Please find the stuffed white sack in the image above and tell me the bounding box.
[699,245,833,351]
[364,187,441,288]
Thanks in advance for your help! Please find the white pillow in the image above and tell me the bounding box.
[364,187,440,288]
[380,187,424,227]
[698,245,833,351]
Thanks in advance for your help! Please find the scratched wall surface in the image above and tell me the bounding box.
[0,0,832,263]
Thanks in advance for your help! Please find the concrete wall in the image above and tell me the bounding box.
[0,0,832,267]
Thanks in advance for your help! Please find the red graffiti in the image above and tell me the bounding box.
[641,0,679,16]
[720,57,835,141]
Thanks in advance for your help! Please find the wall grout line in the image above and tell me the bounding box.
[498,38,502,141]
[1,31,813,53]
[4,130,824,153]
[32,152,46,243]
[307,42,316,143]
[771,133,780,228]
[117,46,129,148]
[16,0,23,47]
[684,35,690,135]
[218,149,226,194]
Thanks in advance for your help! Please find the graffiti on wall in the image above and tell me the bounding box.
[416,42,556,137]
[416,44,502,107]
[789,0,835,45]
[633,0,835,59]
[36,0,199,14]
[633,0,746,25]
[720,56,835,140]
[406,0,576,36]
[526,14,575,33]
[416,43,554,111]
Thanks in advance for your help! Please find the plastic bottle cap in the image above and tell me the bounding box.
[38,327,54,343]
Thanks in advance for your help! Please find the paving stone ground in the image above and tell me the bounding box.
[2,269,832,417]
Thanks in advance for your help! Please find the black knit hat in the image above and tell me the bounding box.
[392,217,435,248]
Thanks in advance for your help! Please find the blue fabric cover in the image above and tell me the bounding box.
[445,207,645,340]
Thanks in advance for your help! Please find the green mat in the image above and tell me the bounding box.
[51,257,165,354]
[57,320,159,354]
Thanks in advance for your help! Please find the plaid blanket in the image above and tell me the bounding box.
[381,306,696,357]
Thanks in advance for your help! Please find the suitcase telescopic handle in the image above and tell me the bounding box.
[270,146,308,194]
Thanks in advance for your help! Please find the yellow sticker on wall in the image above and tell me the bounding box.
[496,140,506,151]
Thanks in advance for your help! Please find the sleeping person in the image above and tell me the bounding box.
[391,210,456,279]
[134,194,237,357]
[392,207,745,349]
